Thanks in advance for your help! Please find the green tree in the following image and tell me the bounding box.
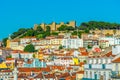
[59,45,63,50]
[25,29,35,36]
[72,31,77,35]
[46,26,51,32]
[45,26,51,36]
[36,26,44,33]
[87,45,92,49]
[84,29,90,33]
[2,38,8,47]
[11,28,27,39]
[51,32,58,36]
[79,21,120,30]
[37,34,44,39]
[83,60,87,64]
[58,25,67,31]
[33,54,35,58]
[65,26,75,31]
[24,44,35,52]
[6,55,12,58]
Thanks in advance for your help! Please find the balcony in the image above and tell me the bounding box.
[111,71,120,79]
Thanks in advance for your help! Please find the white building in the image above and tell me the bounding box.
[11,50,33,59]
[99,37,120,46]
[112,45,120,55]
[62,36,83,49]
[20,37,36,45]
[54,57,74,66]
[84,51,115,80]
[0,70,13,80]
[111,53,120,79]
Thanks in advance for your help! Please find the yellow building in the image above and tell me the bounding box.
[35,51,44,60]
[0,62,7,68]
[5,58,15,70]
[10,40,19,50]
[6,39,20,50]
[7,62,14,70]
[73,58,79,65]
[34,21,76,31]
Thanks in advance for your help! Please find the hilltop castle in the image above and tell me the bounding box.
[33,21,76,31]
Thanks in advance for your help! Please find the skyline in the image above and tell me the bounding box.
[0,0,120,40]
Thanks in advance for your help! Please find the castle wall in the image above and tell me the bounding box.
[33,21,76,31]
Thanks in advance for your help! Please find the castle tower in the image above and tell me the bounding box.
[68,21,76,28]
[33,24,38,30]
[51,22,56,31]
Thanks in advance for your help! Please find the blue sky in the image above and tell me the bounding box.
[0,0,120,40]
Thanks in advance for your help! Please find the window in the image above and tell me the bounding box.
[102,64,105,69]
[89,64,92,69]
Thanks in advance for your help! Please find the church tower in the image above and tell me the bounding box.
[13,59,18,80]
[6,34,11,48]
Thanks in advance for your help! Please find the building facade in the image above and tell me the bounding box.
[84,51,114,80]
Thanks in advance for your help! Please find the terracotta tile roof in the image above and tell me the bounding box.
[18,73,28,78]
[102,51,115,57]
[18,67,50,72]
[11,39,20,42]
[104,51,112,57]
[6,58,15,61]
[54,54,65,56]
[1,70,12,72]
[59,72,70,78]
[45,74,55,78]
[11,50,33,54]
[79,47,86,52]
[80,52,88,56]
[70,36,78,39]
[67,67,73,70]
[112,57,120,63]
[80,62,84,67]
[34,73,43,78]
[51,66,65,70]
[12,50,23,53]
[76,71,84,74]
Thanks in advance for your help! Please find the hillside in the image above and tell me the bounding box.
[79,21,120,30]
[2,21,120,47]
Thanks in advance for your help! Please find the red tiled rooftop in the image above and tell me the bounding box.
[1,70,12,72]
[76,71,84,74]
[18,67,50,72]
[45,74,55,78]
[80,52,88,56]
[6,58,15,60]
[34,73,43,78]
[112,57,120,63]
